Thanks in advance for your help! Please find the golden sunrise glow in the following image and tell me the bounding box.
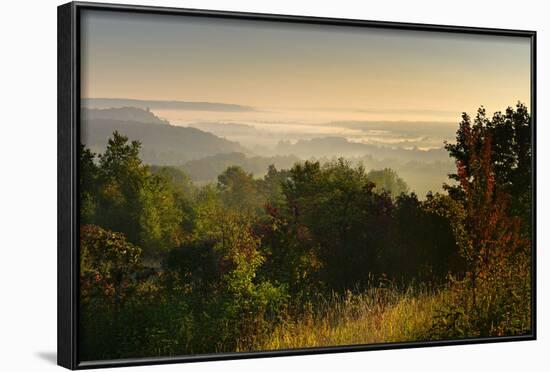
[81,10,531,122]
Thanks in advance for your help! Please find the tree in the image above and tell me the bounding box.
[217,165,265,214]
[257,164,290,206]
[80,224,143,306]
[434,111,531,337]
[167,196,287,352]
[80,144,99,223]
[279,159,396,291]
[81,132,184,258]
[138,173,184,254]
[391,193,464,284]
[367,168,409,198]
[256,201,321,298]
[445,103,531,232]
[93,131,148,244]
[151,165,197,235]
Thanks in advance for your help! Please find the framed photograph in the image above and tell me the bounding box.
[58,1,536,369]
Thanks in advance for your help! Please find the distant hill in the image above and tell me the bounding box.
[275,136,449,162]
[188,122,258,136]
[81,107,249,165]
[83,98,255,112]
[82,107,169,125]
[326,120,456,140]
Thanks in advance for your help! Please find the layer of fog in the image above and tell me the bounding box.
[149,108,459,197]
[152,108,459,154]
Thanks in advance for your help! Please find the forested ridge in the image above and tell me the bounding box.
[79,103,532,361]
[80,107,248,165]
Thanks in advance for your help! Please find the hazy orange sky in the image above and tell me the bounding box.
[81,10,531,121]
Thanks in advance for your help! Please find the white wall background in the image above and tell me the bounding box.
[0,0,547,370]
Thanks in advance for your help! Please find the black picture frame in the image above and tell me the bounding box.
[58,1,537,369]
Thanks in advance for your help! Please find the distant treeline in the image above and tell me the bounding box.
[175,151,453,197]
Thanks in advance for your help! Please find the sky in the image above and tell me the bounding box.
[80,9,531,122]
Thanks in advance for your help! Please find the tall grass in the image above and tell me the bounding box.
[250,285,445,351]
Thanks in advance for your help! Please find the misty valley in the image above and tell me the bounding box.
[81,105,457,197]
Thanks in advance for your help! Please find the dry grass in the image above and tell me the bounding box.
[253,287,445,350]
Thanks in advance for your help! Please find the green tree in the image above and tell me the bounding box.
[81,132,184,258]
[138,174,183,254]
[80,144,99,223]
[217,165,265,214]
[279,159,396,291]
[151,165,197,235]
[367,168,409,198]
[257,164,290,206]
[167,198,287,352]
[93,131,148,244]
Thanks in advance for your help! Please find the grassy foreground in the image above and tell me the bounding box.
[252,287,445,351]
